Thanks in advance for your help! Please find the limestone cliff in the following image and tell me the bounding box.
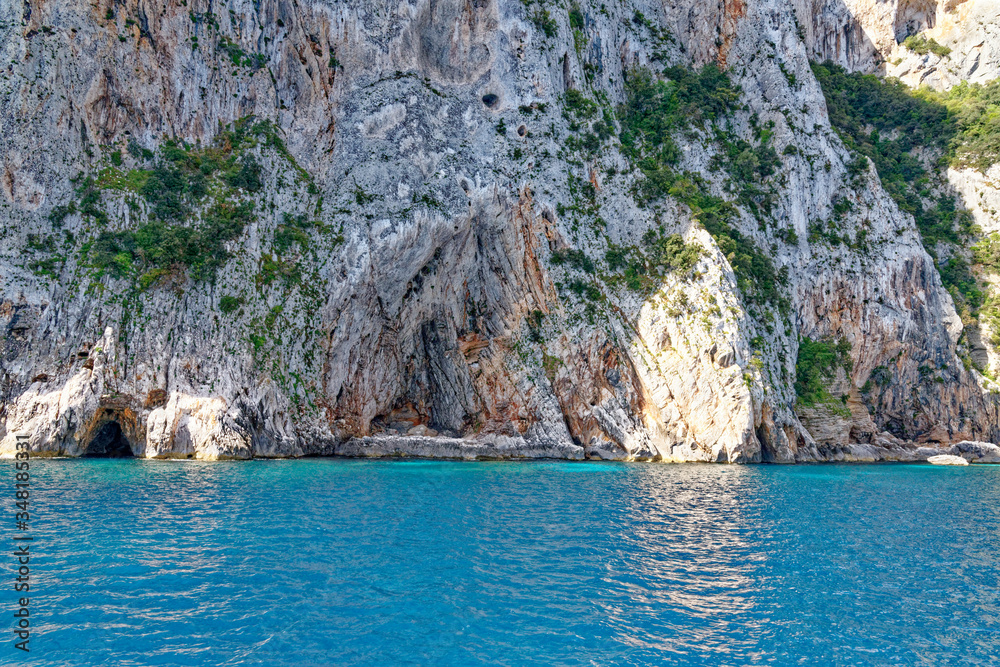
[1,0,998,461]
[802,0,1000,87]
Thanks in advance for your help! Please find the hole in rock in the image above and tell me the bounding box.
[83,421,134,458]
[756,424,775,463]
[517,124,526,136]
[481,93,499,108]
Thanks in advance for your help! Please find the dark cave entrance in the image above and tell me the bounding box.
[83,421,134,458]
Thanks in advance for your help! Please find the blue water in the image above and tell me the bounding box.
[5,459,1000,665]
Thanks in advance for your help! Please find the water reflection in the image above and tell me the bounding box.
[598,466,770,657]
[17,460,1000,666]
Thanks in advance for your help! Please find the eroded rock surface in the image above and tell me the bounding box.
[1,0,998,461]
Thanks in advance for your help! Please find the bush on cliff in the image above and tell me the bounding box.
[795,337,853,409]
[619,65,786,311]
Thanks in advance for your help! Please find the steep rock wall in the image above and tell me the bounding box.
[799,0,1000,88]
[1,0,998,461]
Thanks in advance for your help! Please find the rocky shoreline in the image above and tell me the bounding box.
[4,0,1000,463]
[7,429,1000,464]
[330,437,1000,463]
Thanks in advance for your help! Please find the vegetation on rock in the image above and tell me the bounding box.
[902,35,952,58]
[936,79,1000,173]
[604,230,702,294]
[795,337,853,410]
[811,62,985,321]
[45,118,317,289]
[619,65,787,311]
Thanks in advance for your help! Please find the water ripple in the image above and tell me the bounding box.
[8,460,1000,665]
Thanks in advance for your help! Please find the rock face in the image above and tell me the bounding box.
[801,0,1000,88]
[950,440,1000,462]
[884,0,1000,90]
[0,0,998,461]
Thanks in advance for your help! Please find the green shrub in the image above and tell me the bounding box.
[776,226,799,244]
[354,185,376,205]
[225,157,263,192]
[48,202,77,226]
[532,9,557,38]
[711,123,780,214]
[52,118,315,290]
[258,253,301,287]
[551,248,595,273]
[86,200,251,284]
[938,79,1000,173]
[810,61,965,246]
[642,230,701,273]
[902,35,951,58]
[981,296,1000,347]
[563,89,599,119]
[274,212,314,254]
[26,234,56,253]
[605,245,629,271]
[811,60,951,154]
[127,139,149,160]
[974,232,1000,271]
[138,268,171,290]
[812,61,999,320]
[603,234,701,294]
[527,309,544,343]
[95,166,151,191]
[75,178,108,224]
[779,63,796,87]
[795,337,852,407]
[29,256,64,279]
[218,36,267,69]
[568,279,602,301]
[249,333,267,351]
[617,65,785,309]
[939,254,984,322]
[870,365,891,387]
[140,162,196,221]
[219,295,242,313]
[648,174,785,307]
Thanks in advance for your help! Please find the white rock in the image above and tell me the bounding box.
[928,455,970,466]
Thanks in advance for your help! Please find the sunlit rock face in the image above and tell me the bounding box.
[800,0,1000,87]
[1,0,998,461]
[883,0,1000,90]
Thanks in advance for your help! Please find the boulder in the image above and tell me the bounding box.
[927,454,969,466]
[951,440,1000,463]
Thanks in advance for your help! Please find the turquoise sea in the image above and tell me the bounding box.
[7,459,1000,665]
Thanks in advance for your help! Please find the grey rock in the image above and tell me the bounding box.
[0,0,999,463]
[950,440,1000,463]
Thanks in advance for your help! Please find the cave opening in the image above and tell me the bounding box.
[83,421,134,458]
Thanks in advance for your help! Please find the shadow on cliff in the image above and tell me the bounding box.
[82,421,134,458]
[801,0,938,74]
[820,58,1000,443]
